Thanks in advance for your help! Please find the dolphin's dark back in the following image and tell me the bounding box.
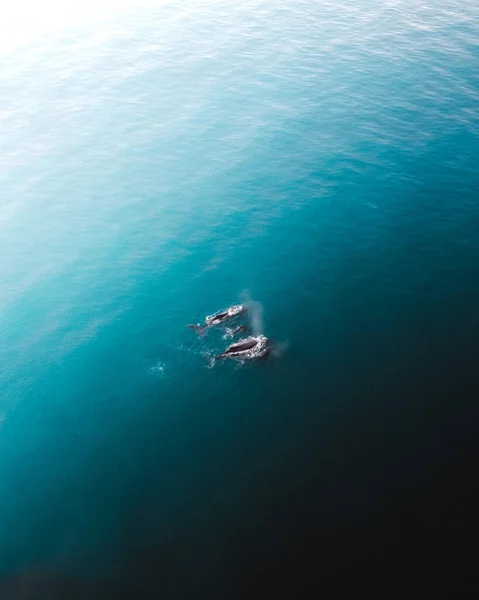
[232,325,250,336]
[214,311,228,320]
[224,338,257,354]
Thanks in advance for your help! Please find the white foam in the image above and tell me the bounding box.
[149,361,166,377]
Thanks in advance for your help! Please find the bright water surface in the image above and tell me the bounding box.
[0,1,478,596]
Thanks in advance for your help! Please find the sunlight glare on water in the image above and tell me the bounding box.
[0,0,478,596]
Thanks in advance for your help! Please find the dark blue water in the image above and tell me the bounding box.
[1,1,478,597]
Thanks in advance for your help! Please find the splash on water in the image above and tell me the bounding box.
[240,291,264,336]
[148,361,166,378]
[272,340,289,358]
[248,302,264,336]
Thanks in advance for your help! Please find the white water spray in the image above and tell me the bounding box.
[240,290,264,336]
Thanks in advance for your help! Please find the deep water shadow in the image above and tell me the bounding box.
[0,569,93,600]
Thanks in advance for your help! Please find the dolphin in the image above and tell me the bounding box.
[188,304,247,335]
[214,335,273,361]
[225,325,251,338]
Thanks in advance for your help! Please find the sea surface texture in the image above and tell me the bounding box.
[1,1,478,597]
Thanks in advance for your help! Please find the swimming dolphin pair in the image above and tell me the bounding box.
[226,325,251,338]
[188,304,247,336]
[189,304,274,362]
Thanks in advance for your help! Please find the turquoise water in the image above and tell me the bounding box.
[1,1,479,596]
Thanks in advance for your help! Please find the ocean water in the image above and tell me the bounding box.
[1,1,478,597]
